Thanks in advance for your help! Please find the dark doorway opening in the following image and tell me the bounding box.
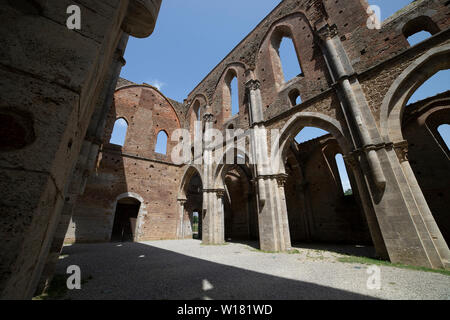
[185,170,203,240]
[111,197,141,242]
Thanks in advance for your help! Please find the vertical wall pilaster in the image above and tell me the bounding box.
[201,189,225,245]
[316,24,449,268]
[246,72,292,252]
[177,199,187,239]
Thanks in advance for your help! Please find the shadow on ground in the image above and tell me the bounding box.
[54,241,378,300]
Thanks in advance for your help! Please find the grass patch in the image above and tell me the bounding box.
[337,256,450,276]
[250,248,301,255]
[33,274,94,300]
[250,249,277,254]
[33,275,69,300]
[200,242,229,246]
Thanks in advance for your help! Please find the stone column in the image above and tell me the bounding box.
[177,199,187,239]
[245,73,292,252]
[201,189,225,245]
[316,24,449,268]
[275,174,292,249]
[393,142,449,268]
[317,24,386,190]
[34,34,130,295]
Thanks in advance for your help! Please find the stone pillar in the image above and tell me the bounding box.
[177,199,187,239]
[246,72,292,251]
[0,0,162,299]
[200,108,225,245]
[34,33,130,295]
[316,24,449,268]
[201,189,225,245]
[275,174,292,249]
[392,142,449,268]
[317,24,386,190]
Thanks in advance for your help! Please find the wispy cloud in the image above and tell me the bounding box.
[147,79,166,91]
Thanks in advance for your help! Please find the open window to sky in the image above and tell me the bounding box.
[155,130,168,155]
[110,118,128,146]
[279,37,302,82]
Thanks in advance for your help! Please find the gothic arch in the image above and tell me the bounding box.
[218,65,246,122]
[276,111,352,174]
[178,165,204,200]
[213,145,253,190]
[187,94,208,120]
[257,12,312,56]
[380,44,450,143]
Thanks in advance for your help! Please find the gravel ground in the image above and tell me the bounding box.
[54,239,450,300]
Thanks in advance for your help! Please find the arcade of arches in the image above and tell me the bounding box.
[1,0,450,300]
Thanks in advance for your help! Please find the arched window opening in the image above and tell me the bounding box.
[279,36,303,82]
[110,118,128,146]
[295,127,329,144]
[406,30,432,47]
[408,70,450,104]
[230,76,239,116]
[437,124,450,151]
[289,89,302,106]
[223,70,240,119]
[155,130,168,155]
[402,16,439,47]
[335,153,352,195]
[401,64,450,245]
[193,100,201,121]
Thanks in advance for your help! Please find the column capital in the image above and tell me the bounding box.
[177,198,187,205]
[203,112,215,123]
[256,174,289,186]
[316,24,338,41]
[343,153,359,169]
[202,188,225,195]
[393,140,409,163]
[245,79,261,91]
[275,173,289,187]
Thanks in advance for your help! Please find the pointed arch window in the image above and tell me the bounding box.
[230,76,239,116]
[223,69,240,119]
[335,153,352,195]
[278,36,303,82]
[110,118,128,146]
[155,130,168,155]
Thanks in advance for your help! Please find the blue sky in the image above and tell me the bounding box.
[117,0,449,191]
[121,0,418,101]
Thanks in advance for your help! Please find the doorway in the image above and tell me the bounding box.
[111,197,141,242]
